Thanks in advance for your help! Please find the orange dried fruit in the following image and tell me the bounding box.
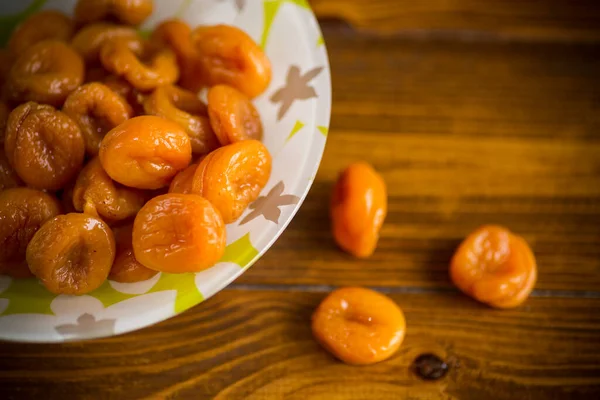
[99,115,192,189]
[63,82,133,155]
[5,102,85,191]
[74,0,153,26]
[207,84,262,145]
[132,193,226,273]
[331,162,387,258]
[103,75,146,115]
[168,162,199,194]
[0,152,22,191]
[312,287,406,365]
[8,10,74,55]
[27,213,116,295]
[450,225,537,309]
[71,22,140,65]
[110,223,158,283]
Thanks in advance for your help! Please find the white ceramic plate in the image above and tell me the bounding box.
[0,0,330,342]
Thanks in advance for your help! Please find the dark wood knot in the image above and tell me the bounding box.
[412,353,449,381]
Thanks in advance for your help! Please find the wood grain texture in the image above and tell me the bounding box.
[1,289,599,399]
[310,0,600,42]
[239,26,600,291]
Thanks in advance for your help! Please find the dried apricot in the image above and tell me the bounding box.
[312,287,406,365]
[132,193,226,273]
[190,140,271,223]
[99,115,192,189]
[144,85,219,155]
[73,157,146,222]
[74,0,153,26]
[0,152,22,191]
[0,101,10,145]
[5,40,84,107]
[26,213,115,295]
[5,102,85,191]
[71,22,140,65]
[207,84,262,145]
[103,75,146,115]
[110,223,158,283]
[8,10,74,55]
[0,188,61,278]
[191,25,271,98]
[100,38,179,91]
[331,162,387,258]
[151,19,204,92]
[168,162,199,194]
[450,225,537,309]
[63,82,133,155]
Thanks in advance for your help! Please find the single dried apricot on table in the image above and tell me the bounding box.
[5,39,84,107]
[207,84,262,146]
[0,188,61,278]
[144,84,219,155]
[73,157,146,222]
[0,152,22,191]
[74,0,153,26]
[132,193,226,273]
[63,82,133,155]
[331,162,387,258]
[99,115,192,189]
[71,23,140,65]
[8,10,74,55]
[450,225,537,309]
[26,213,116,295]
[168,162,199,194]
[5,102,85,191]
[100,38,179,91]
[110,223,158,283]
[312,287,406,365]
[190,140,271,223]
[191,25,271,98]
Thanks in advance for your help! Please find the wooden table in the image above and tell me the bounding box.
[2,1,600,398]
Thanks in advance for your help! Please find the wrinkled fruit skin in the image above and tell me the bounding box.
[99,115,192,189]
[312,287,406,365]
[5,40,84,107]
[73,157,146,222]
[5,102,85,191]
[63,82,133,155]
[100,38,179,91]
[331,162,387,258]
[132,193,226,273]
[110,223,158,283]
[26,213,116,295]
[450,225,537,309]
[75,0,153,26]
[207,84,262,146]
[0,188,61,278]
[191,25,271,98]
[168,162,198,195]
[8,10,74,56]
[191,140,271,223]
[71,23,140,65]
[144,84,219,155]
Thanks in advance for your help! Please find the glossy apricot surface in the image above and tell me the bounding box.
[0,152,22,191]
[312,287,406,365]
[331,162,387,258]
[100,38,179,91]
[8,10,74,55]
[75,0,153,26]
[73,157,146,222]
[0,188,61,278]
[191,140,271,223]
[168,162,198,194]
[110,223,158,283]
[5,40,84,107]
[71,22,139,65]
[144,84,219,155]
[207,84,262,146]
[63,82,133,155]
[5,102,85,191]
[450,225,537,309]
[191,25,271,98]
[132,194,226,273]
[99,115,192,189]
[26,213,116,295]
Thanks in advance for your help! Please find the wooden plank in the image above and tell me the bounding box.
[239,27,600,290]
[0,289,599,399]
[310,0,600,42]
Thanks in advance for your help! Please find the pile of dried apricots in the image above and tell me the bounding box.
[0,0,272,294]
